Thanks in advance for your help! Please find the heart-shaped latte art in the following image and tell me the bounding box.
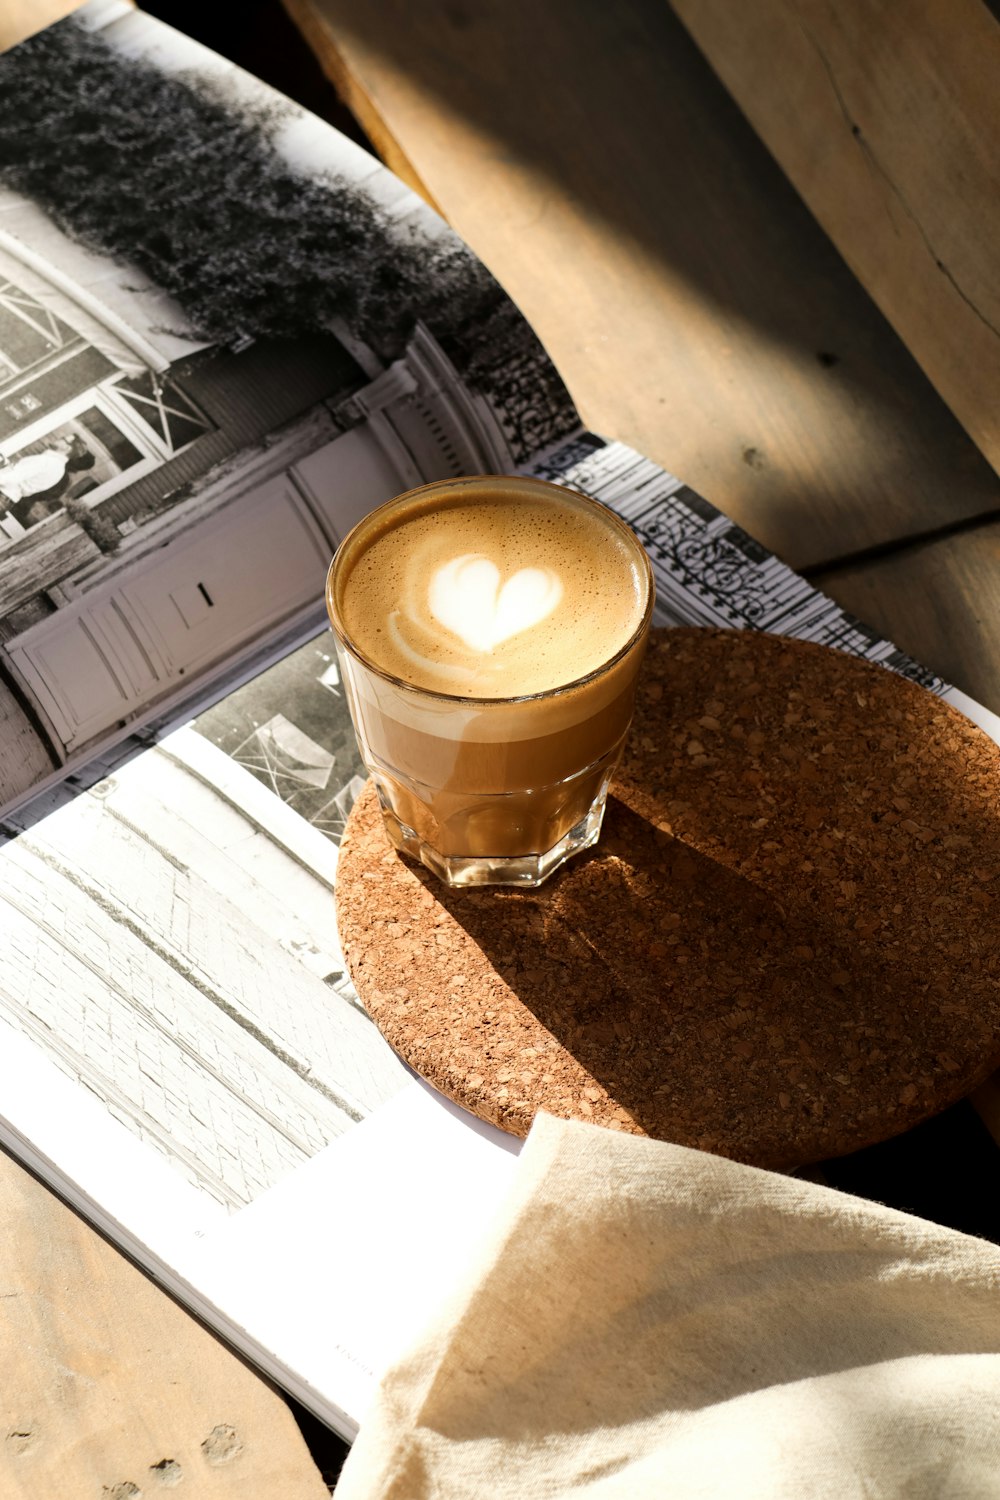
[428,553,563,653]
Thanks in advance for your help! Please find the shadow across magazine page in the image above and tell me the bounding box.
[0,0,997,1441]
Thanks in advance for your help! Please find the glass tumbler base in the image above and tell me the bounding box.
[378,789,610,889]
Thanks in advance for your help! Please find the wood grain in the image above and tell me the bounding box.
[671,0,1000,478]
[0,1148,328,1498]
[813,520,1000,716]
[282,0,1000,571]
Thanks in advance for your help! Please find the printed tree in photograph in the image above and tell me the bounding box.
[0,19,577,458]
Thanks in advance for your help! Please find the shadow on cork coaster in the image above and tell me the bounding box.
[336,628,1000,1170]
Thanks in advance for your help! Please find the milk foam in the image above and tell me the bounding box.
[337,488,648,698]
[428,555,563,653]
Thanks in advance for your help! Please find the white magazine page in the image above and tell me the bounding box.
[0,0,998,1445]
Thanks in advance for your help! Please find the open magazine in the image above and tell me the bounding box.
[0,0,998,1441]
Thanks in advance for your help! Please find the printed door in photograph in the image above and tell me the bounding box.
[119,475,331,675]
[291,424,419,544]
[5,476,333,758]
[3,385,469,765]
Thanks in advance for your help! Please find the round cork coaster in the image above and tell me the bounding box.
[336,627,1000,1168]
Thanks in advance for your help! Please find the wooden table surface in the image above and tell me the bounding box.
[2,0,999,1490]
[286,0,1000,719]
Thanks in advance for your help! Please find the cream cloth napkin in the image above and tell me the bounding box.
[335,1113,1000,1498]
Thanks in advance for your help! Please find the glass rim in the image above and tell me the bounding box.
[325,474,655,708]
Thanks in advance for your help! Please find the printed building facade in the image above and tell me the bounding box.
[0,190,516,790]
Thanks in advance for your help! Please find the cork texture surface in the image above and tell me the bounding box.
[336,628,1000,1168]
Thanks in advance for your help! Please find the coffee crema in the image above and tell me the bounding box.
[333,481,647,698]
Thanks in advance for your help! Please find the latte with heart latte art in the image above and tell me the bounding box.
[327,476,653,885]
[335,482,646,698]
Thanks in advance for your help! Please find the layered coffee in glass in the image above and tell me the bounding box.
[326,475,654,887]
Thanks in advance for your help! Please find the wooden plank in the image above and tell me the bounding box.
[278,0,442,212]
[813,520,1000,716]
[671,0,1000,480]
[0,0,77,50]
[282,0,1000,571]
[0,1147,329,1498]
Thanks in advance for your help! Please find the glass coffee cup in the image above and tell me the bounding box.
[326,475,654,887]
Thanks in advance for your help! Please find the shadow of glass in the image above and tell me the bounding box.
[415,788,990,1169]
[343,626,1000,1170]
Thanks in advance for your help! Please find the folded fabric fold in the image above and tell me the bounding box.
[336,1113,1000,1498]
